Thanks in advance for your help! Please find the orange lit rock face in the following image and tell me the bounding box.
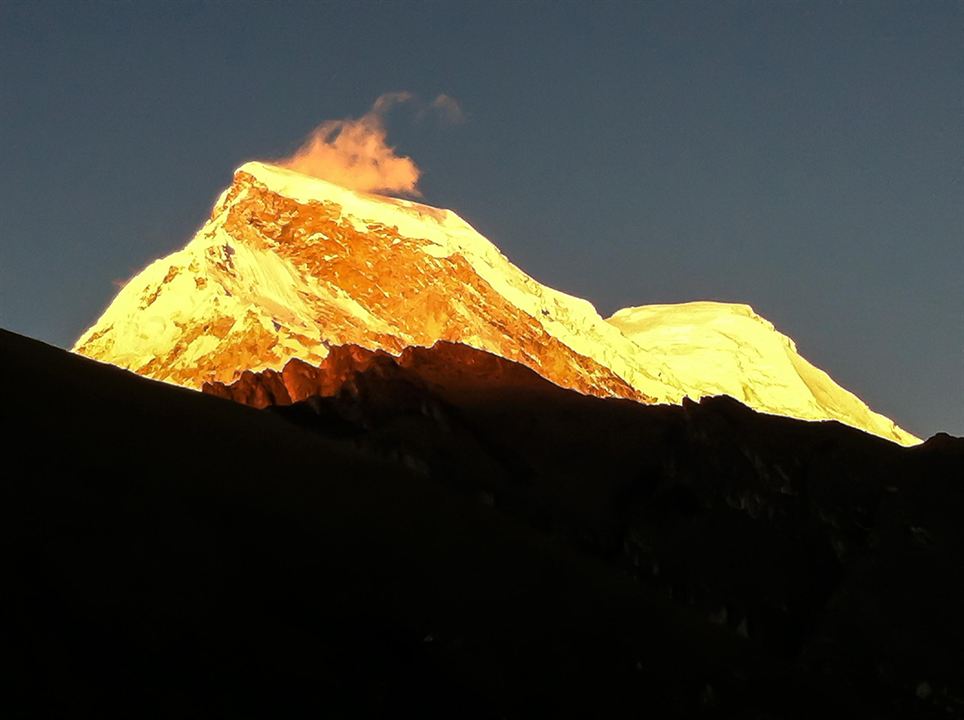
[202,342,555,409]
[219,171,644,400]
[74,166,645,402]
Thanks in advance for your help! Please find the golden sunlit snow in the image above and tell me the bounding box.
[73,162,919,445]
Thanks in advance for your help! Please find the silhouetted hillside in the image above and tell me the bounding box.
[4,330,962,718]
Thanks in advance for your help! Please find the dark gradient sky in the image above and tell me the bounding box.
[1,1,961,437]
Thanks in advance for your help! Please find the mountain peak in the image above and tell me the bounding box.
[609,301,791,350]
[233,160,462,232]
[607,300,917,444]
[236,160,392,203]
[73,166,919,445]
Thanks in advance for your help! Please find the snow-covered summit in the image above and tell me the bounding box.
[73,162,919,445]
[607,301,917,445]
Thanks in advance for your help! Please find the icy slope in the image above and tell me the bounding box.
[607,302,918,445]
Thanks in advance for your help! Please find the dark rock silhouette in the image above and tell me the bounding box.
[4,329,963,718]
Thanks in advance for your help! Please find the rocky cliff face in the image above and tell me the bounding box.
[74,161,917,444]
[202,341,552,409]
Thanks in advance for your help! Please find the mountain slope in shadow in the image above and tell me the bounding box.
[4,330,962,718]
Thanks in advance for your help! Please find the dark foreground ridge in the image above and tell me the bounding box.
[4,329,963,718]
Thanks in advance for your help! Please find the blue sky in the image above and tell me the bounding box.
[1,1,961,436]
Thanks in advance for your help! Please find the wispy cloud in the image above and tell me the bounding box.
[428,94,466,125]
[276,92,465,196]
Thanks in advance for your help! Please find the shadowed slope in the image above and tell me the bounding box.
[1,329,746,718]
[4,330,962,718]
[207,340,964,717]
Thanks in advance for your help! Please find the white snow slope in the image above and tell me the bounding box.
[607,302,918,445]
